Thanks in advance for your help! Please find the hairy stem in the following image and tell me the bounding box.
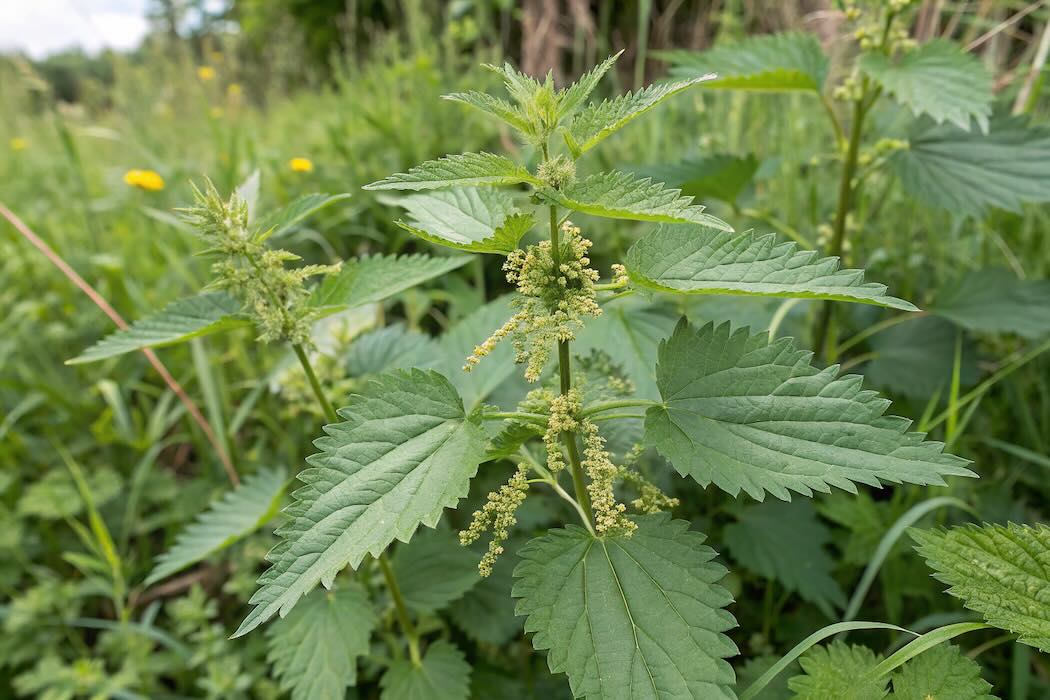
[580,398,658,417]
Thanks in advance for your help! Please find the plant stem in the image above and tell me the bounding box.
[292,343,421,665]
[814,92,869,361]
[481,411,548,425]
[580,398,658,417]
[378,553,422,666]
[548,203,595,525]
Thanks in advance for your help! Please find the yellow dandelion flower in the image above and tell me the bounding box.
[9,137,27,151]
[197,66,216,82]
[124,169,165,192]
[289,157,314,173]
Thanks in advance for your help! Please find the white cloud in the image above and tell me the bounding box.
[0,0,151,59]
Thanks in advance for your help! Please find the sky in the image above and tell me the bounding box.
[0,0,152,59]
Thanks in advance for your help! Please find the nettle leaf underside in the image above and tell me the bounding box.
[309,253,470,312]
[541,171,732,231]
[911,523,1050,652]
[235,369,487,637]
[513,514,738,700]
[363,152,541,191]
[394,187,535,254]
[69,292,250,364]
[645,320,974,501]
[625,224,916,310]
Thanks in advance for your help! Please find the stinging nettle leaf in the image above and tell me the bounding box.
[513,513,738,700]
[633,153,760,206]
[893,114,1050,216]
[556,51,623,119]
[391,527,480,613]
[540,171,732,231]
[645,319,975,501]
[146,467,286,586]
[787,641,886,700]
[363,152,542,191]
[381,640,471,700]
[234,369,488,637]
[394,187,534,254]
[860,40,992,132]
[930,267,1050,339]
[442,91,533,135]
[69,292,250,364]
[561,76,714,157]
[662,32,829,93]
[625,224,916,310]
[257,193,353,240]
[911,523,1050,653]
[889,643,997,700]
[309,254,470,312]
[266,583,376,700]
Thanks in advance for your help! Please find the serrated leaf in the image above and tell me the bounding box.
[309,254,470,312]
[68,292,250,364]
[442,91,533,134]
[257,193,353,239]
[557,51,623,119]
[363,152,542,191]
[911,523,1050,652]
[893,114,1050,216]
[862,316,978,401]
[724,499,845,615]
[561,76,714,156]
[391,528,480,613]
[513,513,738,700]
[540,171,732,231]
[662,32,829,92]
[633,154,760,206]
[788,642,886,700]
[266,584,376,700]
[930,267,1050,339]
[381,640,471,700]
[624,225,916,310]
[146,467,286,586]
[346,324,434,377]
[734,656,794,700]
[889,643,997,700]
[234,370,487,636]
[645,320,974,501]
[860,40,992,132]
[394,188,534,254]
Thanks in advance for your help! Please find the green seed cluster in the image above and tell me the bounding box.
[180,181,340,346]
[459,462,530,577]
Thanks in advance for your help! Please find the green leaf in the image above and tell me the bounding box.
[862,316,978,401]
[624,224,916,310]
[557,51,623,119]
[449,543,522,645]
[930,268,1050,339]
[257,193,353,239]
[540,171,732,231]
[266,584,376,700]
[363,152,541,191]
[911,523,1050,652]
[561,76,714,156]
[633,153,760,206]
[513,513,738,700]
[442,91,533,134]
[309,254,470,312]
[735,656,794,700]
[787,642,887,700]
[381,640,471,700]
[391,528,480,613]
[146,467,286,586]
[860,40,992,132]
[68,292,250,364]
[234,370,487,637]
[893,115,1050,216]
[346,324,434,377]
[724,499,845,615]
[889,643,997,700]
[394,188,534,254]
[662,33,829,93]
[645,320,974,501]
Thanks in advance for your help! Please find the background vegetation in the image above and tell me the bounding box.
[2,1,1049,698]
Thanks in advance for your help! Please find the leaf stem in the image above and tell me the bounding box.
[292,343,338,424]
[580,398,657,417]
[481,411,548,425]
[378,553,422,666]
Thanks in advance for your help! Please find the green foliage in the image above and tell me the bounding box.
[235,370,487,636]
[625,224,916,310]
[309,253,470,312]
[889,643,997,700]
[380,640,471,700]
[724,499,845,614]
[362,152,542,191]
[146,467,286,585]
[256,193,354,239]
[266,584,376,700]
[860,40,993,131]
[931,268,1050,338]
[662,32,829,92]
[787,642,886,700]
[391,528,480,613]
[646,320,974,500]
[513,514,738,700]
[862,317,978,400]
[633,153,760,206]
[394,187,535,254]
[911,523,1050,652]
[68,293,250,364]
